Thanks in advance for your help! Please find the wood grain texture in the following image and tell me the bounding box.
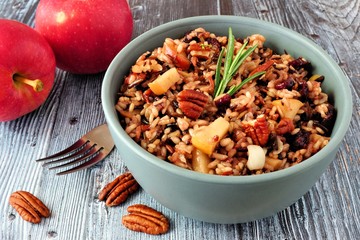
[0,0,359,239]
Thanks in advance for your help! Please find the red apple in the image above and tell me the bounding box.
[0,19,56,122]
[35,0,133,74]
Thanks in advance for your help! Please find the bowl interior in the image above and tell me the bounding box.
[102,15,352,184]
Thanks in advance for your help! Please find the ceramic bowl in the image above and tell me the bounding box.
[101,16,352,223]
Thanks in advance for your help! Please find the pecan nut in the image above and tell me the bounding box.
[242,115,270,146]
[122,204,169,235]
[177,89,208,119]
[188,43,212,59]
[9,191,50,224]
[276,117,295,135]
[99,172,139,206]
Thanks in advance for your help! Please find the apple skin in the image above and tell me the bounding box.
[35,0,133,74]
[0,19,56,122]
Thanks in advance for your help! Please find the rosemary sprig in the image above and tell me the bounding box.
[214,47,225,93]
[227,71,265,96]
[214,28,264,98]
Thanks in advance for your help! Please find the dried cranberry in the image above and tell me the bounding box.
[300,102,314,121]
[266,133,278,152]
[297,80,309,100]
[214,93,232,109]
[289,57,311,70]
[275,77,295,90]
[287,129,310,151]
[323,105,336,128]
[206,37,222,51]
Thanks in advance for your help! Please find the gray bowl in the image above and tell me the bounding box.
[101,16,352,223]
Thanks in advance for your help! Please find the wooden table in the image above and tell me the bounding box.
[1,0,359,239]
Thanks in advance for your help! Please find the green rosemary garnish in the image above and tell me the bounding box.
[227,71,265,96]
[214,28,265,98]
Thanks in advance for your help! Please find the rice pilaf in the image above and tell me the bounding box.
[116,28,336,176]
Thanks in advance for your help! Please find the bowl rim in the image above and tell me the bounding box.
[102,15,352,184]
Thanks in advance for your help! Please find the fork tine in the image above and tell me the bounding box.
[41,141,92,167]
[56,150,107,175]
[48,145,98,170]
[36,139,88,162]
[37,124,115,175]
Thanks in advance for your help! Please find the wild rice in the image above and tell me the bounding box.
[116,28,336,176]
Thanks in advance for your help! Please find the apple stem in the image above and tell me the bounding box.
[13,75,44,92]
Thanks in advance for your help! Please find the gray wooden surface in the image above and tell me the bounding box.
[1,0,359,239]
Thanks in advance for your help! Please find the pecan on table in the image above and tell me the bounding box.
[122,204,170,235]
[98,172,139,206]
[177,89,208,119]
[9,191,50,224]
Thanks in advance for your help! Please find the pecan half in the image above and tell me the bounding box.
[9,191,50,224]
[242,115,270,146]
[188,43,212,59]
[177,89,208,119]
[276,117,295,135]
[99,172,139,206]
[122,204,169,235]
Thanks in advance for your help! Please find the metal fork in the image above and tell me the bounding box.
[36,124,114,175]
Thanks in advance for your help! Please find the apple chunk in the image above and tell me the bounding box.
[148,68,181,95]
[264,157,283,171]
[191,117,230,155]
[272,99,304,120]
[192,148,211,173]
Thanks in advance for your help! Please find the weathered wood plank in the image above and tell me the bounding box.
[0,0,359,239]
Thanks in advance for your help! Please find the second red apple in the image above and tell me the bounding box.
[35,0,133,74]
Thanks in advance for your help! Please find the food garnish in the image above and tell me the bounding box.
[214,28,266,99]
